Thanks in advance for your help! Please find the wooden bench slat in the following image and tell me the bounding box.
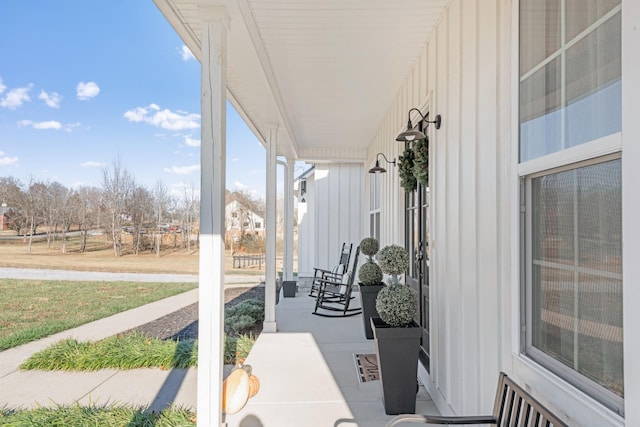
[384,372,568,427]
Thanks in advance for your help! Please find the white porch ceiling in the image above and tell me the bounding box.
[154,0,448,162]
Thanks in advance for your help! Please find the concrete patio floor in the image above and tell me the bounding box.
[224,287,439,427]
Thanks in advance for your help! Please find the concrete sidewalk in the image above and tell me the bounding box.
[0,267,263,286]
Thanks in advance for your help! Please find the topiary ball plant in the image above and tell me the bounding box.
[375,284,418,327]
[377,244,410,285]
[359,237,380,260]
[358,261,383,285]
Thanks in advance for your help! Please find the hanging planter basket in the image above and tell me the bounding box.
[398,147,417,193]
[413,137,429,187]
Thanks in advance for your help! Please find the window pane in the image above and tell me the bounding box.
[532,169,575,266]
[520,0,561,76]
[577,273,623,397]
[565,0,620,41]
[577,160,622,274]
[529,158,623,400]
[532,264,576,367]
[520,58,562,162]
[519,2,621,163]
[565,12,621,147]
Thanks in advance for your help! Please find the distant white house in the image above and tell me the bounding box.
[225,200,264,234]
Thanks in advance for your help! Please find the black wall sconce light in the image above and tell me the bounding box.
[299,178,307,202]
[395,108,442,142]
[368,152,396,174]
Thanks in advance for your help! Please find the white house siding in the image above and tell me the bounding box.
[367,0,638,425]
[367,0,508,416]
[297,163,365,277]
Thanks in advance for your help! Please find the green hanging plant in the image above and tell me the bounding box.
[398,147,417,193]
[413,137,429,187]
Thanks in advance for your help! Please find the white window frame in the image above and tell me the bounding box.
[522,152,623,415]
[511,1,626,425]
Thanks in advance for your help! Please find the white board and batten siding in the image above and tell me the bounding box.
[297,163,365,277]
[366,0,507,416]
[368,0,630,425]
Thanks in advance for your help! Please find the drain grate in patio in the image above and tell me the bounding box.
[354,353,379,383]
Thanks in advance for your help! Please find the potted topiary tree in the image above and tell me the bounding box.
[357,237,384,339]
[371,244,421,415]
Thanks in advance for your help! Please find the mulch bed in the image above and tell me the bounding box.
[126,284,265,341]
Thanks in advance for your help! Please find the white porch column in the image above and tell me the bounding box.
[284,157,295,280]
[263,129,278,332]
[197,5,228,427]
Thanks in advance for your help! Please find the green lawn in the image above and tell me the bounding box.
[0,404,196,426]
[0,279,197,351]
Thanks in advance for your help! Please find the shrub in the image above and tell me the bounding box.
[377,244,409,284]
[375,284,418,327]
[359,237,379,259]
[358,261,383,286]
[225,299,264,336]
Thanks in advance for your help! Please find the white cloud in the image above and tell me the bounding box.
[184,135,200,147]
[163,164,200,175]
[123,106,147,122]
[81,161,106,168]
[0,150,18,165]
[38,90,62,108]
[0,84,33,109]
[64,122,81,133]
[18,119,62,130]
[181,45,195,61]
[0,76,6,94]
[124,104,200,131]
[231,157,240,162]
[76,81,100,100]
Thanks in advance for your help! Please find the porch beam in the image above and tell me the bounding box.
[264,129,278,333]
[196,5,228,427]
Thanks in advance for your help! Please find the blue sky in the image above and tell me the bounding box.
[0,1,273,200]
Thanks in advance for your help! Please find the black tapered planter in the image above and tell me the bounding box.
[371,317,421,415]
[359,284,384,339]
[283,280,297,297]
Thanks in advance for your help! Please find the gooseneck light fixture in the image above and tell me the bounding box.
[368,152,396,174]
[395,108,442,142]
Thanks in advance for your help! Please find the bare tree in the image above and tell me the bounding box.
[152,180,170,256]
[23,179,47,254]
[128,185,154,255]
[0,176,25,235]
[72,186,102,252]
[101,159,134,257]
[47,181,72,250]
[181,183,198,252]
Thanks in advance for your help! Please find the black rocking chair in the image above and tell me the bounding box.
[309,242,353,297]
[313,246,362,317]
